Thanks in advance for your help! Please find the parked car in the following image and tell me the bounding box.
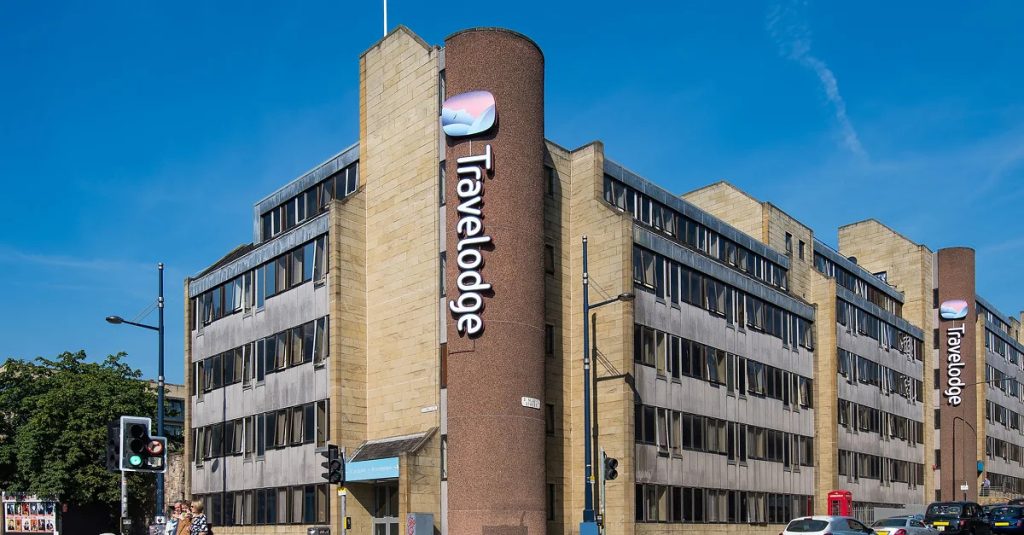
[783,516,875,535]
[924,502,991,534]
[989,506,1024,534]
[872,515,938,535]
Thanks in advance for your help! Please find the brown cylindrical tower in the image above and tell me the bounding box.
[444,28,546,535]
[936,247,978,501]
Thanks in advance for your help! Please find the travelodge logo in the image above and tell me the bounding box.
[940,299,969,320]
[441,90,496,137]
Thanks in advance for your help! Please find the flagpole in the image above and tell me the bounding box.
[383,0,388,36]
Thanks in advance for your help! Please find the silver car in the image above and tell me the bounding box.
[872,516,938,535]
[784,516,875,535]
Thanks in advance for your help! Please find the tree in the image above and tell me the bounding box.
[0,351,157,519]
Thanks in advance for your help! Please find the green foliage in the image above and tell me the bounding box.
[0,351,157,508]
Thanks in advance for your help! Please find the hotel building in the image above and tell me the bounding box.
[183,25,1024,535]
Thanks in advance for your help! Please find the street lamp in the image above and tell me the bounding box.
[107,263,165,518]
[581,235,634,535]
[948,376,1007,501]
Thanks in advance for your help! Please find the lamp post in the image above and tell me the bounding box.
[107,263,165,518]
[948,376,1006,501]
[952,416,977,502]
[581,235,634,535]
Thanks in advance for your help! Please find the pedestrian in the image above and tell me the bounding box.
[189,501,209,535]
[176,500,192,535]
[164,502,179,535]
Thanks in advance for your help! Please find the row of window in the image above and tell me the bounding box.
[838,399,925,445]
[838,450,926,485]
[634,325,813,408]
[986,329,1024,370]
[193,316,329,396]
[837,300,923,360]
[606,176,789,291]
[192,399,329,464]
[635,404,814,467]
[632,246,814,350]
[261,161,358,241]
[839,348,924,403]
[193,236,329,329]
[814,252,902,316]
[990,472,1024,495]
[986,399,1024,433]
[986,435,1024,465]
[193,484,331,527]
[634,484,812,525]
[982,305,1017,339]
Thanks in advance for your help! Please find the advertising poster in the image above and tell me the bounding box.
[1,493,57,535]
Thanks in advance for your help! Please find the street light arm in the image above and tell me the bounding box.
[959,376,1014,390]
[108,317,160,332]
[589,293,635,310]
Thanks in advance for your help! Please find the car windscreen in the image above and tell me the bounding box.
[927,504,962,516]
[993,507,1024,518]
[872,518,907,527]
[785,519,829,532]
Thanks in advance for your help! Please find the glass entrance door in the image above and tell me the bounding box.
[372,483,399,535]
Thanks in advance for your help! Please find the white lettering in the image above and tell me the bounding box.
[457,176,482,197]
[456,314,483,336]
[450,144,494,337]
[456,215,482,237]
[456,145,493,169]
[457,249,482,270]
[457,271,491,293]
[944,323,967,407]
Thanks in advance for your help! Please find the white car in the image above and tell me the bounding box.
[871,516,938,535]
[784,516,875,535]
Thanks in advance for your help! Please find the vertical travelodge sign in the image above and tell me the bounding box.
[444,28,546,535]
[941,299,970,406]
[937,248,978,501]
[442,90,496,336]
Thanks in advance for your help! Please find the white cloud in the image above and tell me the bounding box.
[767,0,866,157]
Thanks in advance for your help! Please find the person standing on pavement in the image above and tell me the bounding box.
[176,500,192,535]
[189,501,209,535]
[164,503,180,535]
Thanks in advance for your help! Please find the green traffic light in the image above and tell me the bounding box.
[129,455,143,466]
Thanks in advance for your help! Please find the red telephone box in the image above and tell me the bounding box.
[827,490,852,516]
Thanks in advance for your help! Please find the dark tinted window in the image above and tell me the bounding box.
[873,518,908,527]
[784,519,828,532]
[993,507,1024,518]
[927,504,962,516]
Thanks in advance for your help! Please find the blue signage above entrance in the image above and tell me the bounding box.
[346,457,400,482]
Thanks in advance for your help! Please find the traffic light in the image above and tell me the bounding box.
[603,454,618,481]
[320,444,345,485]
[105,420,121,472]
[119,416,167,473]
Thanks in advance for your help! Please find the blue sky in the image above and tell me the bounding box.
[2,1,1023,384]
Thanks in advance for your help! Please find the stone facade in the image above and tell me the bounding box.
[181,23,1024,535]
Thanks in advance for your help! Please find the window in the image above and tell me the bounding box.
[545,324,555,357]
[785,233,793,254]
[544,244,555,274]
[546,403,555,435]
[314,317,329,365]
[439,252,447,297]
[316,400,329,447]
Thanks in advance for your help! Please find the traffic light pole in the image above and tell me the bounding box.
[156,263,165,517]
[341,447,347,535]
[121,470,128,528]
